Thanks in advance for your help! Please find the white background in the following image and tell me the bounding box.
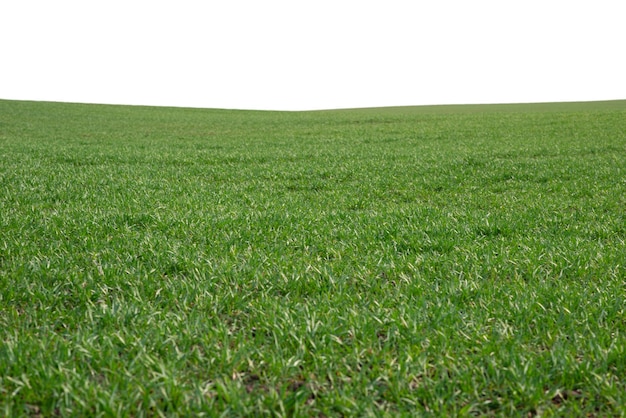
[1,0,624,110]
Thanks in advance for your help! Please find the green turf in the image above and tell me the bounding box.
[1,98,625,416]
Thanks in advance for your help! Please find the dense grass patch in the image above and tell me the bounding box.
[1,99,625,416]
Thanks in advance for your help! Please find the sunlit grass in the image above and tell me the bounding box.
[1,99,625,416]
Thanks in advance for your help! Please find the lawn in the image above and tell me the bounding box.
[1,99,625,416]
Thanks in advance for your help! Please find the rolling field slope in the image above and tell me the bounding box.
[1,99,625,416]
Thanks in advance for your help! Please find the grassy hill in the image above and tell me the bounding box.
[1,99,625,416]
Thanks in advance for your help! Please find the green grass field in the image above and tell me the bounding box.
[1,98,625,416]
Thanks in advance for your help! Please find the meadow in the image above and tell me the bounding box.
[0,98,625,416]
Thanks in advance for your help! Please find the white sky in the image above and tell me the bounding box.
[1,0,624,110]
